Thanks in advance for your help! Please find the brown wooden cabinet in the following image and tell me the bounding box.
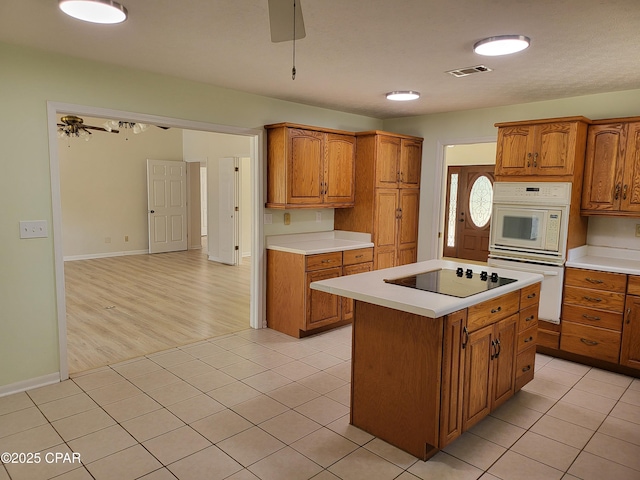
[334,131,423,269]
[581,118,640,215]
[621,276,640,369]
[265,123,356,209]
[495,118,590,177]
[350,284,539,460]
[267,248,373,337]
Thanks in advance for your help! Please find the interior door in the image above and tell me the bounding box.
[147,159,188,254]
[219,157,240,265]
[443,165,494,262]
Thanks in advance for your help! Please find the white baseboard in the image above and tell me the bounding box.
[64,250,149,262]
[0,372,60,398]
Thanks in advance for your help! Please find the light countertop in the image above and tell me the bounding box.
[266,231,373,255]
[567,245,640,276]
[310,259,543,319]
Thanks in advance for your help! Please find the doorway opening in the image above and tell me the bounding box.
[438,142,497,264]
[48,102,264,380]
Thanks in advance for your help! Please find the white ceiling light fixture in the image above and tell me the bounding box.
[386,91,420,101]
[473,35,530,56]
[59,0,128,24]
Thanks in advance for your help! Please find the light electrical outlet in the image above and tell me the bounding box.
[124,235,129,242]
[316,211,322,222]
[635,224,640,237]
[284,212,291,225]
[105,237,111,244]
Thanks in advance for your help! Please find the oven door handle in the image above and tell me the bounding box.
[490,263,560,277]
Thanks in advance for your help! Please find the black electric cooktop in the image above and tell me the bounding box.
[383,268,517,298]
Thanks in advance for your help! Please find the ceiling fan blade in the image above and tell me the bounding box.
[85,125,119,133]
[156,126,170,130]
[268,0,306,43]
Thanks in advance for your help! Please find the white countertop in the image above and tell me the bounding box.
[566,245,640,275]
[310,259,543,318]
[266,230,374,255]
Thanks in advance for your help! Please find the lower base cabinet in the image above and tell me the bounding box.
[351,283,540,459]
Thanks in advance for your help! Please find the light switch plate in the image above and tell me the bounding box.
[19,220,48,239]
[635,224,640,237]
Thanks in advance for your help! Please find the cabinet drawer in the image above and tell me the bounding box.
[560,321,621,363]
[562,304,623,332]
[565,268,627,292]
[517,325,538,353]
[520,283,541,310]
[343,248,374,265]
[305,252,343,271]
[515,346,536,391]
[519,305,538,332]
[563,285,625,312]
[628,276,640,296]
[467,290,520,332]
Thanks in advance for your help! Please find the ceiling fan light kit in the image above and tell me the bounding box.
[473,35,530,56]
[386,91,420,101]
[58,0,128,24]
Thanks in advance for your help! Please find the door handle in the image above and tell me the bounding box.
[623,184,628,200]
[615,183,621,200]
[462,326,469,349]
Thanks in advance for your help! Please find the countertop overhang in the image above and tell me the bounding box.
[266,230,374,255]
[310,259,543,319]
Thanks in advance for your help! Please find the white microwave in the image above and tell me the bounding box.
[490,205,567,263]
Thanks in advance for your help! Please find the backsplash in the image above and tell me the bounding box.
[263,208,334,236]
[587,216,640,250]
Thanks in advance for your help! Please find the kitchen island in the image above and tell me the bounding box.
[311,259,542,461]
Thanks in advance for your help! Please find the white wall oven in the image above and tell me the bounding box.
[488,182,572,324]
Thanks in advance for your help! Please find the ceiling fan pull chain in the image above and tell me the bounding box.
[292,0,296,80]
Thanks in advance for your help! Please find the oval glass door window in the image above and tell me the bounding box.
[469,175,493,228]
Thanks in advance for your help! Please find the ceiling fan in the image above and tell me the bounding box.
[268,0,306,43]
[57,115,119,138]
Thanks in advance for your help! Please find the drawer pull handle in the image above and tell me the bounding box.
[580,338,599,346]
[522,365,531,373]
[525,315,535,322]
[627,307,632,324]
[524,336,534,343]
[583,296,603,303]
[582,314,601,321]
[462,326,469,349]
[527,293,537,299]
[585,278,604,284]
[355,254,364,258]
[491,306,502,314]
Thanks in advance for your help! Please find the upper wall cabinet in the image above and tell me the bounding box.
[265,123,356,209]
[494,117,590,178]
[582,118,640,216]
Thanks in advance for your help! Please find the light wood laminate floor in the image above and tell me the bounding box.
[64,246,251,374]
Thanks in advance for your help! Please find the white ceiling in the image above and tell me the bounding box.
[2,0,639,119]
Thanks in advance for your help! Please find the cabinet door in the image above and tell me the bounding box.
[374,189,399,268]
[440,309,467,448]
[399,139,422,188]
[492,315,518,410]
[581,123,626,212]
[324,133,356,205]
[620,122,640,213]
[462,324,493,431]
[494,125,535,176]
[621,295,640,369]
[305,267,342,330]
[342,262,373,321]
[536,121,576,175]
[375,135,401,187]
[397,189,420,266]
[288,129,324,205]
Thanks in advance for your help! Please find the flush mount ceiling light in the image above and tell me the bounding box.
[473,35,530,56]
[386,91,420,101]
[59,0,128,24]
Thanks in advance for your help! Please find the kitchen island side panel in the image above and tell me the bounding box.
[351,301,444,460]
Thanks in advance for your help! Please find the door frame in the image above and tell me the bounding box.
[432,137,497,260]
[47,101,265,381]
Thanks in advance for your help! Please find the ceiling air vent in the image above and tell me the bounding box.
[446,65,493,77]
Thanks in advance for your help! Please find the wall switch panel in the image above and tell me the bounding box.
[264,213,273,225]
[19,220,48,239]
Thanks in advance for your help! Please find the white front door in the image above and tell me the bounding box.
[147,159,188,254]
[219,157,240,265]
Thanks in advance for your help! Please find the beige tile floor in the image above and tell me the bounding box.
[1,325,640,480]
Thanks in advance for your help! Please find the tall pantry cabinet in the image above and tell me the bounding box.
[334,131,423,269]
